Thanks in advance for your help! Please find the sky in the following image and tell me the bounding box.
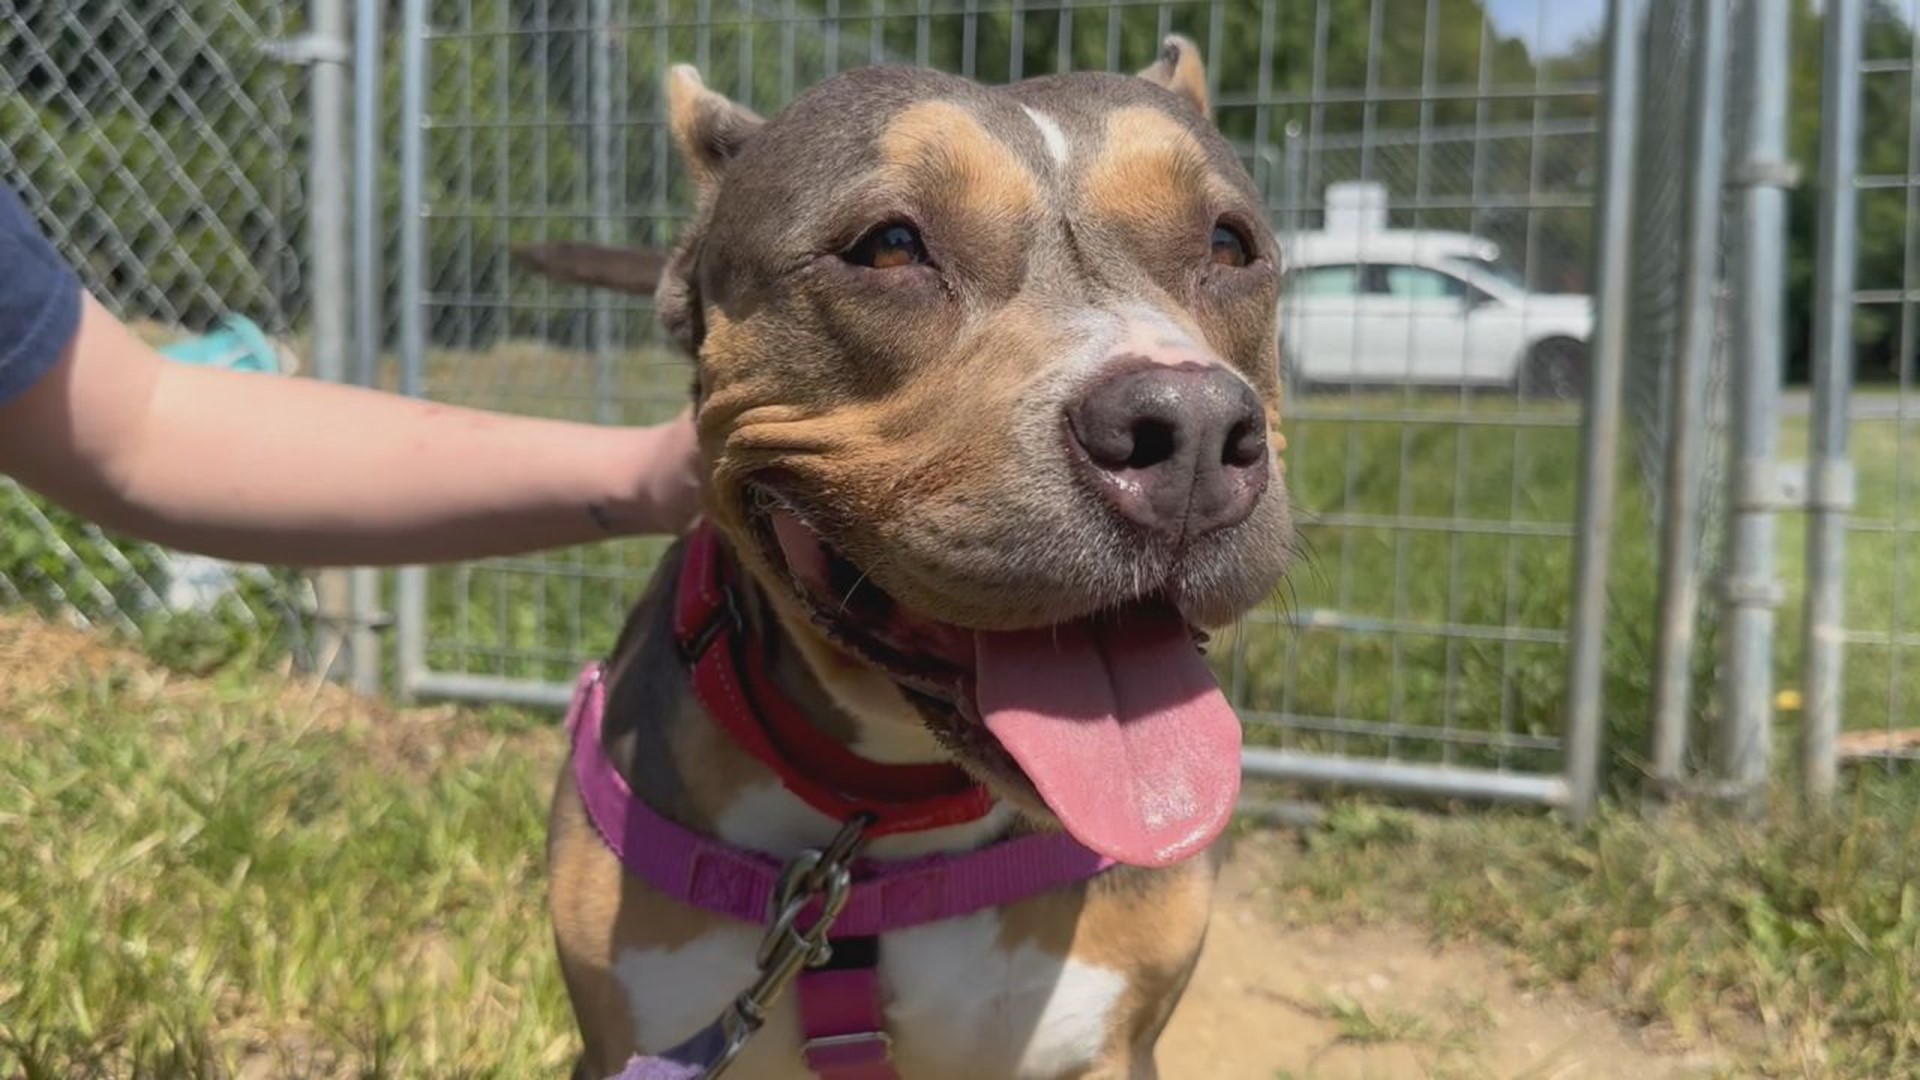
[1483,0,1606,58]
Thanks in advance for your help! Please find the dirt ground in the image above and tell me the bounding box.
[1157,839,1723,1080]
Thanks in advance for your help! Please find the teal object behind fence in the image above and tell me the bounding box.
[150,313,296,617]
[156,315,285,375]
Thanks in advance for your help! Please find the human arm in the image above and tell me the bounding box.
[0,179,700,566]
[0,291,701,566]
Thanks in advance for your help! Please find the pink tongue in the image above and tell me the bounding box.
[975,607,1242,868]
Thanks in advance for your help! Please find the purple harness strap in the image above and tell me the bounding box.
[566,663,1115,1080]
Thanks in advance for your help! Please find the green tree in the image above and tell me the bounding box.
[1791,0,1914,382]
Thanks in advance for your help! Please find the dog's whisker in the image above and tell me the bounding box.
[836,569,873,617]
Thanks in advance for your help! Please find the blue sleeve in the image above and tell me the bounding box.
[0,183,84,407]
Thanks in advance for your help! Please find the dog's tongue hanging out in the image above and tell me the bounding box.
[974,604,1242,869]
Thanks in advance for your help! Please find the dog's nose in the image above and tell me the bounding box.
[1066,361,1269,539]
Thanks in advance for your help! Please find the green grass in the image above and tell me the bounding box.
[1774,416,1920,732]
[1213,390,1920,786]
[7,614,1916,1078]
[1218,398,1595,773]
[1317,995,1432,1045]
[0,618,574,1078]
[1274,791,1920,1077]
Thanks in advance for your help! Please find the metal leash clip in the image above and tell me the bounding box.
[700,814,872,1079]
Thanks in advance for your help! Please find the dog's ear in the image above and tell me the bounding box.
[1137,35,1211,120]
[509,243,670,296]
[659,67,760,365]
[668,64,763,192]
[656,238,704,361]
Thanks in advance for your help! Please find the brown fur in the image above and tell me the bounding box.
[542,34,1292,1079]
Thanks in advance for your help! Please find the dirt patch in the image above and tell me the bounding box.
[0,611,126,717]
[1159,835,1728,1079]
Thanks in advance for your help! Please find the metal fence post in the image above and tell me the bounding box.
[1561,0,1648,824]
[1649,0,1731,796]
[1801,0,1864,804]
[590,0,618,425]
[349,0,387,695]
[307,0,353,683]
[1280,121,1304,403]
[1717,0,1794,811]
[396,0,430,699]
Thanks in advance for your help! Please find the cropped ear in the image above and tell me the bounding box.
[654,66,762,363]
[654,234,704,360]
[667,64,764,192]
[1136,34,1211,120]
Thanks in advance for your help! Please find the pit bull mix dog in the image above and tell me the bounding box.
[528,35,1293,1080]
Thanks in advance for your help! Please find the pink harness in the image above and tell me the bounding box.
[565,533,1115,1080]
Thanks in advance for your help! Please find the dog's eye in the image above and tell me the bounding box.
[1210,223,1252,268]
[846,223,929,270]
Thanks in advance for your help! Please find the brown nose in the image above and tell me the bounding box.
[1066,362,1269,540]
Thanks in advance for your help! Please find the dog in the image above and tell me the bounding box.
[524,35,1292,1080]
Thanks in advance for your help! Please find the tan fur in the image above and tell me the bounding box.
[1136,35,1211,119]
[879,101,1043,225]
[1082,107,1222,240]
[550,768,674,1068]
[992,859,1221,1072]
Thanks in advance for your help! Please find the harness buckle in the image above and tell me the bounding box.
[803,1030,894,1071]
[695,815,873,1079]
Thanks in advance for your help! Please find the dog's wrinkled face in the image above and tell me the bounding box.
[661,40,1293,865]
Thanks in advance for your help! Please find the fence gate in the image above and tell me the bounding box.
[387,0,1646,814]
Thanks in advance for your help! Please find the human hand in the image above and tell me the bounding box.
[596,406,704,537]
[649,406,705,533]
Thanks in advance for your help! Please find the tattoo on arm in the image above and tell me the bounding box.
[587,502,623,534]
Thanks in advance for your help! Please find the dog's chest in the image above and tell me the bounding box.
[611,910,1129,1080]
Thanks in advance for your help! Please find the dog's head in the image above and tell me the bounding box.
[537,40,1293,867]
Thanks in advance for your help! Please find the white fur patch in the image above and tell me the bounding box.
[613,926,765,1051]
[613,904,1125,1079]
[884,910,1126,1077]
[1022,105,1072,166]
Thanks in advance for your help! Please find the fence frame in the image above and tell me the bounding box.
[1800,0,1864,804]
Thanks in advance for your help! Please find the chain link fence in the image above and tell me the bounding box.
[1623,0,1738,790]
[0,1,319,667]
[383,0,1621,810]
[4,0,1902,806]
[1812,0,1920,773]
